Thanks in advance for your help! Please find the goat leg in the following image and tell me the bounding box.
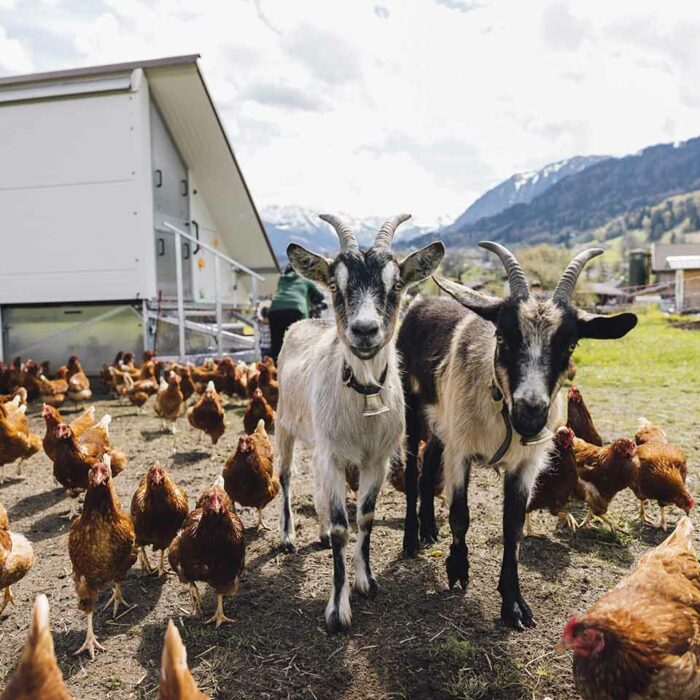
[325,470,351,635]
[498,471,535,631]
[419,437,443,544]
[445,478,470,591]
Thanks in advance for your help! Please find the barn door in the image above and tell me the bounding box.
[150,101,192,300]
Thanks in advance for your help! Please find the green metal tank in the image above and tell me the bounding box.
[628,249,650,287]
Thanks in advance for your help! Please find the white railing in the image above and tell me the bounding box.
[161,222,264,359]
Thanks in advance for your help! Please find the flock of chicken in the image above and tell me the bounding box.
[0,351,281,698]
[0,352,698,699]
[525,385,693,537]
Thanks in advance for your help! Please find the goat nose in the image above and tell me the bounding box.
[512,398,549,438]
[351,320,380,338]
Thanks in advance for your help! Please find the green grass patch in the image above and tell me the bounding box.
[573,306,700,390]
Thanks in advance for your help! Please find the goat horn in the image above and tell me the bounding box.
[374,213,412,250]
[319,214,358,253]
[553,248,604,304]
[478,241,530,300]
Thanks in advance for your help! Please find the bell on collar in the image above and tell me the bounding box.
[363,391,390,417]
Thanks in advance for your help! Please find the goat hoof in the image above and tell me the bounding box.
[501,598,536,631]
[279,540,296,554]
[326,610,350,635]
[402,531,420,558]
[356,575,379,598]
[318,535,331,550]
[420,524,439,544]
[446,543,469,591]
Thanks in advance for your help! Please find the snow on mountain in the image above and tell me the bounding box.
[445,154,609,232]
[262,205,449,264]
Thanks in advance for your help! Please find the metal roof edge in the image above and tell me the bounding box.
[0,54,201,88]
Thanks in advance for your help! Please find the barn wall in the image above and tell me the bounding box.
[0,86,154,303]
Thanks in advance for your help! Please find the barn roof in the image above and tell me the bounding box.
[651,243,700,272]
[0,55,280,275]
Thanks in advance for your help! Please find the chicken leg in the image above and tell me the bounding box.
[74,611,105,659]
[659,506,668,531]
[16,458,24,477]
[139,547,154,575]
[205,593,235,628]
[0,585,15,615]
[189,582,203,614]
[558,510,579,532]
[63,497,80,520]
[157,549,166,577]
[638,500,656,525]
[103,582,130,618]
[256,508,271,531]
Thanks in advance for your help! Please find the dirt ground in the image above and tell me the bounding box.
[0,378,698,699]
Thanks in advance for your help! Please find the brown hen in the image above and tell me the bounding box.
[69,456,137,658]
[574,437,638,533]
[0,398,42,482]
[158,620,208,700]
[155,372,184,433]
[0,501,34,617]
[223,420,279,529]
[187,381,225,445]
[526,426,579,534]
[243,388,275,435]
[0,594,72,700]
[559,516,700,700]
[168,478,245,627]
[567,386,603,446]
[131,463,189,576]
[632,417,694,530]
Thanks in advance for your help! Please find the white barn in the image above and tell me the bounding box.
[0,54,279,372]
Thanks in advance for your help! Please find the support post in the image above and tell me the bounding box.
[0,306,4,364]
[141,299,150,354]
[214,255,223,355]
[174,230,186,360]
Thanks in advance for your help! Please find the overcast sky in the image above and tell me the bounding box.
[1,0,699,225]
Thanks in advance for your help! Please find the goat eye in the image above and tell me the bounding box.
[568,342,577,353]
[495,333,504,347]
[393,280,403,291]
[329,282,338,293]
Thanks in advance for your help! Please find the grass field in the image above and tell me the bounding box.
[0,307,698,699]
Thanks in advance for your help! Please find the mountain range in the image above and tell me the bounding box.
[409,137,700,250]
[262,205,448,264]
[262,136,700,261]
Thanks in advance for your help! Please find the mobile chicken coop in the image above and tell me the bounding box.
[0,55,279,373]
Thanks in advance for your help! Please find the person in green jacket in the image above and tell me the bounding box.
[268,265,326,361]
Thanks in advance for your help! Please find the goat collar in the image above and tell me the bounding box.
[342,361,390,417]
[488,378,553,465]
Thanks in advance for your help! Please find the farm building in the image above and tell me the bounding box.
[651,243,700,287]
[0,55,279,372]
[666,256,700,313]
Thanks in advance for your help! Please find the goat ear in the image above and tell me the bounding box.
[577,310,638,339]
[433,275,503,323]
[287,243,332,285]
[399,242,445,287]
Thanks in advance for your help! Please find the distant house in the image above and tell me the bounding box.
[651,243,700,288]
[0,55,279,370]
[665,256,700,313]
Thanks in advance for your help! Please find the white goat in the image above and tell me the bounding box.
[276,213,444,633]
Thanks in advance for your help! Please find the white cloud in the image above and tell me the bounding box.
[0,0,699,224]
[0,23,32,73]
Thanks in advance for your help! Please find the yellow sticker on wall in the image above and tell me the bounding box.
[198,258,206,270]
